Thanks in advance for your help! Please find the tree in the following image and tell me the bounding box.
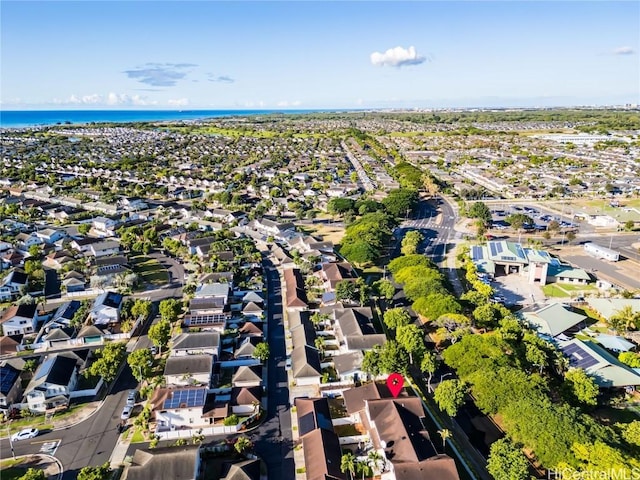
[624,220,635,231]
[383,308,411,331]
[336,280,357,302]
[608,305,639,333]
[396,324,425,364]
[421,351,439,393]
[618,352,640,368]
[473,303,499,329]
[401,230,423,255]
[234,436,253,454]
[223,414,239,426]
[341,452,357,480]
[486,438,530,480]
[438,428,452,450]
[506,213,534,231]
[362,346,383,378]
[388,254,435,275]
[77,462,111,480]
[413,293,462,321]
[565,231,576,245]
[434,379,466,417]
[128,348,154,382]
[314,337,326,356]
[382,188,418,218]
[78,223,91,235]
[328,198,355,216]
[131,299,152,320]
[378,340,410,375]
[467,202,492,227]
[564,368,599,407]
[252,342,270,363]
[367,450,385,474]
[159,299,181,323]
[373,279,395,301]
[27,244,41,259]
[618,420,640,447]
[86,342,126,383]
[148,319,172,354]
[18,469,46,480]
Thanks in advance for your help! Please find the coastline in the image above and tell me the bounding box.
[0,109,342,129]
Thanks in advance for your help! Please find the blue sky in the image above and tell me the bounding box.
[1,1,638,109]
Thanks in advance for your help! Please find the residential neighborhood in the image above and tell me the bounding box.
[1,109,639,480]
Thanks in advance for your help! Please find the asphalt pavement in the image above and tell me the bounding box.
[251,258,295,480]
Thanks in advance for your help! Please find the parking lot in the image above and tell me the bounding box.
[490,205,579,233]
[491,272,546,307]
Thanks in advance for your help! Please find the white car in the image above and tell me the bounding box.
[121,405,133,420]
[11,428,39,442]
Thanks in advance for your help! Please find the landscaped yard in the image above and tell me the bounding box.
[130,255,169,287]
[542,284,570,298]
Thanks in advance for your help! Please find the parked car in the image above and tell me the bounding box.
[11,428,39,442]
[126,390,138,407]
[285,357,292,371]
[149,346,158,355]
[121,405,133,420]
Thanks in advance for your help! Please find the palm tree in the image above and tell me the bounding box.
[314,336,326,356]
[234,436,253,455]
[609,305,639,333]
[340,452,357,480]
[438,429,452,452]
[367,450,385,474]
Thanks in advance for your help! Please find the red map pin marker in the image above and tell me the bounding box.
[387,373,404,398]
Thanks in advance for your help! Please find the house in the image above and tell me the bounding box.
[13,232,43,253]
[294,399,346,480]
[520,303,587,338]
[35,228,65,245]
[291,345,322,386]
[333,307,387,352]
[42,250,76,270]
[234,336,264,360]
[0,336,21,356]
[88,240,121,257]
[151,387,209,430]
[164,355,213,387]
[24,355,79,413]
[283,269,308,310]
[195,282,230,303]
[242,302,263,322]
[62,271,86,293]
[1,303,37,336]
[242,291,264,304]
[317,262,356,291]
[343,382,460,480]
[1,250,25,269]
[585,299,640,322]
[232,365,262,388]
[171,332,220,360]
[332,351,365,384]
[125,447,201,480]
[559,339,640,388]
[238,321,264,338]
[1,269,29,298]
[92,217,118,237]
[90,291,123,325]
[230,386,262,414]
[219,459,260,480]
[547,263,591,285]
[0,363,23,411]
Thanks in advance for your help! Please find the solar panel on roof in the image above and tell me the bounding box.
[489,243,497,257]
[495,242,503,253]
[0,367,19,394]
[298,412,317,436]
[563,343,599,369]
[471,246,483,261]
[164,388,206,409]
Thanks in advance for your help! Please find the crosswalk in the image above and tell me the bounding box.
[39,440,60,455]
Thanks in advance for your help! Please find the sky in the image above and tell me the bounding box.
[1,1,638,110]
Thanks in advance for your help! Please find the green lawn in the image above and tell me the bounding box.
[130,255,169,286]
[556,283,597,292]
[542,284,570,298]
[130,428,146,443]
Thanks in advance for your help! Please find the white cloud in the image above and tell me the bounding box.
[370,45,426,67]
[53,93,156,106]
[276,100,302,107]
[613,46,635,55]
[167,98,189,107]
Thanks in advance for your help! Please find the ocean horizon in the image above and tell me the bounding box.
[0,109,345,128]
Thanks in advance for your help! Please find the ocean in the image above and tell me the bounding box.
[0,109,330,128]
